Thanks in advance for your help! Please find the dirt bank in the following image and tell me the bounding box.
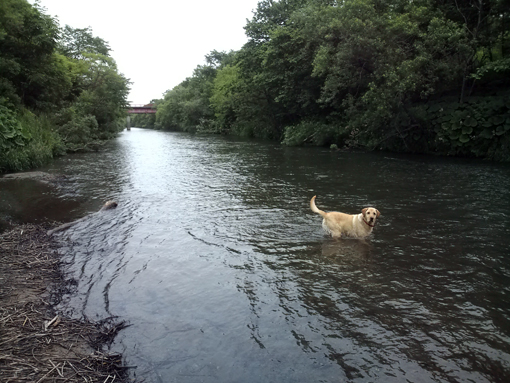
[0,224,135,382]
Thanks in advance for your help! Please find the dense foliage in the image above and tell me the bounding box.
[129,112,156,129]
[0,0,130,172]
[155,0,509,160]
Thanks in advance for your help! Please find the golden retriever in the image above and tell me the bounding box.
[310,195,380,238]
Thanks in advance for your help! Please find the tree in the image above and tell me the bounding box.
[244,0,308,43]
[58,25,110,59]
[53,25,130,146]
[153,0,510,159]
[156,52,236,132]
[210,64,242,131]
[0,0,70,110]
[0,0,132,171]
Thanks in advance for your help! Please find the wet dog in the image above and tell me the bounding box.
[47,200,118,236]
[310,195,380,238]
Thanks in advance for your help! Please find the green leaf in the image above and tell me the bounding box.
[489,115,505,125]
[3,130,16,139]
[462,126,473,134]
[454,110,469,120]
[459,134,470,143]
[479,129,493,139]
[449,131,460,140]
[495,126,506,136]
[464,117,477,127]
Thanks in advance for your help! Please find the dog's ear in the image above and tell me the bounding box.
[376,209,381,218]
[362,208,368,215]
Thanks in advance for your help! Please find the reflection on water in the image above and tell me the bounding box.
[3,128,510,382]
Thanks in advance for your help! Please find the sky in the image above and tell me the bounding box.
[31,0,261,104]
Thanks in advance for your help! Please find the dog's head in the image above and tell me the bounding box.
[361,207,380,226]
[102,200,118,210]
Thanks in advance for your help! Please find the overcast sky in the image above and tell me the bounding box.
[31,0,260,104]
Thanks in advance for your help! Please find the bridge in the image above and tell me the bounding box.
[126,104,156,130]
[127,104,156,114]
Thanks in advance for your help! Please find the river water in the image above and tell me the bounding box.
[2,128,510,382]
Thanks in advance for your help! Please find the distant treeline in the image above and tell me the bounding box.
[0,0,130,173]
[133,0,509,160]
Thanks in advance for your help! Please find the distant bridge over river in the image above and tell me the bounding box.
[127,104,156,114]
[126,104,156,130]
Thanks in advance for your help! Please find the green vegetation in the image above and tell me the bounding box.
[2,0,508,166]
[155,0,509,160]
[129,112,156,129]
[0,0,130,173]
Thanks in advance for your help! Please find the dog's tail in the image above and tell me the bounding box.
[310,195,327,217]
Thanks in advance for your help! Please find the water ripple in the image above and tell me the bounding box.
[38,129,510,382]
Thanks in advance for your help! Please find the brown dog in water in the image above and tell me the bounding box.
[310,196,380,238]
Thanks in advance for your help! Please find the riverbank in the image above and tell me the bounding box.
[0,223,134,382]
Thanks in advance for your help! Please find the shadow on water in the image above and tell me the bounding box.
[2,128,510,382]
[0,138,132,232]
[0,178,80,231]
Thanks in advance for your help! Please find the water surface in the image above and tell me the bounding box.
[3,128,510,382]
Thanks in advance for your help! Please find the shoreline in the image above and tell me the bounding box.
[0,223,134,382]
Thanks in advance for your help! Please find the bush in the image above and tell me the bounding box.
[425,91,510,160]
[0,106,64,173]
[282,120,346,147]
[0,103,30,152]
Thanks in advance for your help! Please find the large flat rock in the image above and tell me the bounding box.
[1,171,57,181]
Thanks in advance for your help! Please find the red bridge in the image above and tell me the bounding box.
[127,104,156,114]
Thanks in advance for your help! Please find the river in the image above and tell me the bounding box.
[1,128,510,382]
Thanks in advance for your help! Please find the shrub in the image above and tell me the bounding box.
[0,106,64,173]
[282,120,346,147]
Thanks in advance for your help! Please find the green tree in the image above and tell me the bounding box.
[155,0,510,160]
[129,112,156,129]
[53,28,130,148]
[0,0,71,110]
[58,25,111,59]
[0,0,131,170]
[156,53,235,132]
[210,64,242,132]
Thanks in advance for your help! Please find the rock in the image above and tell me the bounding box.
[1,171,58,183]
